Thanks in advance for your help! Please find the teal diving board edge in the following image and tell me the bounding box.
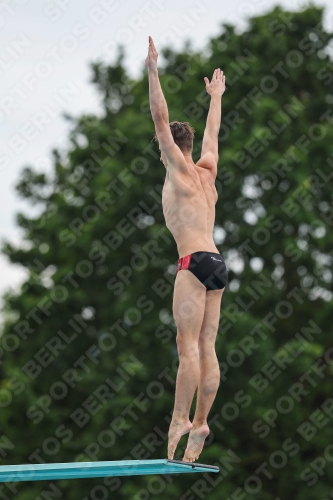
[0,459,220,482]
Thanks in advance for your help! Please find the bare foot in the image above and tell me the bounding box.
[182,423,210,463]
[168,420,193,459]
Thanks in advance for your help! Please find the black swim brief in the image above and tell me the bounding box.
[176,251,228,291]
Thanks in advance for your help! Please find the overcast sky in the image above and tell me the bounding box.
[0,0,332,320]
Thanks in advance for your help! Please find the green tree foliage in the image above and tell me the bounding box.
[1,5,333,499]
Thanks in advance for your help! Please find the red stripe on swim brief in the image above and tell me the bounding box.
[177,254,192,272]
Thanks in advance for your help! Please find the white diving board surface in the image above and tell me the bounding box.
[0,459,219,482]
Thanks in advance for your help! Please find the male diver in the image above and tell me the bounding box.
[146,36,227,463]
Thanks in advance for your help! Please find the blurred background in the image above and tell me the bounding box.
[1,0,333,307]
[1,0,333,498]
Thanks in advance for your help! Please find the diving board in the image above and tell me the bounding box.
[0,459,219,482]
